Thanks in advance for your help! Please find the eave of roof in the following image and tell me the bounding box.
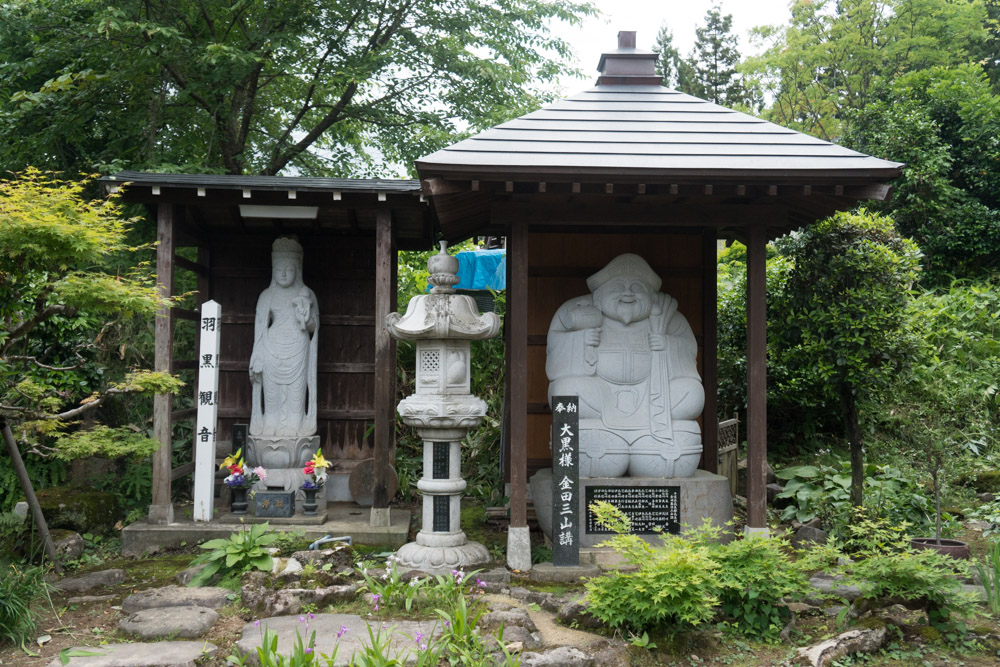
[417,85,903,180]
[100,171,422,194]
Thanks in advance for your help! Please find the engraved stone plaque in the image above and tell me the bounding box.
[585,486,680,535]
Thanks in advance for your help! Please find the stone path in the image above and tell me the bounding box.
[119,605,220,639]
[122,585,232,613]
[235,613,442,666]
[54,569,125,593]
[46,641,217,667]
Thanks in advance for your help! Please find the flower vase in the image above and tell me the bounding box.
[231,487,249,515]
[303,487,318,516]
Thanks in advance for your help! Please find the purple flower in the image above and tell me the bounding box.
[299,616,306,623]
[305,648,313,655]
[254,620,260,627]
[444,620,451,628]
[337,625,349,638]
[308,612,315,620]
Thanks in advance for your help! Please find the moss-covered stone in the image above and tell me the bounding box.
[32,486,120,533]
[958,470,1000,494]
[917,624,943,642]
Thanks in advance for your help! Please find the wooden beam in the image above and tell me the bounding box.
[421,178,464,196]
[494,200,781,227]
[844,183,892,201]
[702,229,719,474]
[372,208,395,520]
[171,462,196,481]
[151,203,176,524]
[171,308,199,322]
[745,223,768,529]
[174,254,207,278]
[509,220,529,530]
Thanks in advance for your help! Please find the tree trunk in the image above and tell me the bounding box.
[1,419,62,573]
[841,387,864,507]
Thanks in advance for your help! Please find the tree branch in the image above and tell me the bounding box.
[3,304,76,352]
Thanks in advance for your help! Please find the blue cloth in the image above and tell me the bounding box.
[455,249,506,290]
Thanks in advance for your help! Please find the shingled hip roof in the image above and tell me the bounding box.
[417,85,902,179]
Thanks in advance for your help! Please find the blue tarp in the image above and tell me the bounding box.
[454,249,506,290]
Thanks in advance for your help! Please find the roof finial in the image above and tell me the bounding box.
[597,31,661,87]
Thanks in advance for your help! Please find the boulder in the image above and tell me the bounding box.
[291,544,353,571]
[556,599,603,630]
[500,625,542,650]
[791,525,829,549]
[479,608,537,633]
[33,486,120,534]
[119,605,219,639]
[55,569,126,593]
[241,570,357,616]
[521,646,594,667]
[122,585,232,613]
[51,530,85,560]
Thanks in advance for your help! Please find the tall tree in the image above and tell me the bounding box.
[653,24,682,89]
[844,65,1000,281]
[773,211,920,506]
[687,4,750,106]
[746,0,989,140]
[0,0,593,176]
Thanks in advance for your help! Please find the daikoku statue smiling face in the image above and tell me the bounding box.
[594,276,655,325]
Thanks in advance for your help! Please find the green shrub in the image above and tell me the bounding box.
[712,533,814,639]
[0,563,50,650]
[584,502,720,637]
[774,459,938,540]
[188,522,277,588]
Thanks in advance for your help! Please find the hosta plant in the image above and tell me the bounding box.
[188,521,277,587]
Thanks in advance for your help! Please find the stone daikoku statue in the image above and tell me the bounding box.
[546,253,704,478]
[246,237,320,490]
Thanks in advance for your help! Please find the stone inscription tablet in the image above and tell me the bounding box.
[585,486,681,535]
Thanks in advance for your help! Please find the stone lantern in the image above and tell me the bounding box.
[386,242,501,573]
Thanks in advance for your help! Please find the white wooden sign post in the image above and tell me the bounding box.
[193,300,222,522]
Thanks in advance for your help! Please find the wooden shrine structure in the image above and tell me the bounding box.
[101,172,434,525]
[415,32,902,562]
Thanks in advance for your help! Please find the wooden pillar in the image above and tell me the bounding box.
[745,223,768,530]
[508,221,528,530]
[507,220,531,569]
[371,208,395,527]
[150,204,176,524]
[701,229,719,474]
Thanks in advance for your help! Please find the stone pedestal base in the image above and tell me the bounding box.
[247,434,319,502]
[531,468,733,548]
[395,539,490,575]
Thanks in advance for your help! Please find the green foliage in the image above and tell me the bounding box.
[187,522,277,588]
[0,169,179,456]
[712,533,813,640]
[686,4,758,110]
[0,447,66,512]
[0,563,50,650]
[249,626,339,667]
[974,539,1000,616]
[0,0,594,176]
[774,460,937,538]
[844,65,1000,281]
[744,0,988,140]
[51,425,160,461]
[584,502,721,636]
[585,502,819,640]
[847,537,975,632]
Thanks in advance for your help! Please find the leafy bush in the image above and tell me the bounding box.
[712,532,814,639]
[0,563,50,650]
[188,522,277,588]
[846,536,975,635]
[583,502,721,637]
[774,460,938,537]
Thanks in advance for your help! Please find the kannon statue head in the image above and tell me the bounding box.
[270,237,304,288]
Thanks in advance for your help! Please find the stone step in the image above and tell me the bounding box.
[122,585,233,613]
[119,605,219,639]
[54,569,126,593]
[47,641,217,666]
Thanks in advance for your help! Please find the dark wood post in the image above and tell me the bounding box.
[2,419,62,572]
[372,208,395,527]
[507,220,531,568]
[150,204,176,524]
[745,223,768,530]
[701,230,719,474]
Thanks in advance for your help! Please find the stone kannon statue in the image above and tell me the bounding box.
[246,237,320,491]
[546,253,704,478]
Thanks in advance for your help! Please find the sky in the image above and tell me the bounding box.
[550,0,794,93]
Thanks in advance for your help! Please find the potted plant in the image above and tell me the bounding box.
[220,448,265,515]
[910,440,970,559]
[301,449,330,516]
